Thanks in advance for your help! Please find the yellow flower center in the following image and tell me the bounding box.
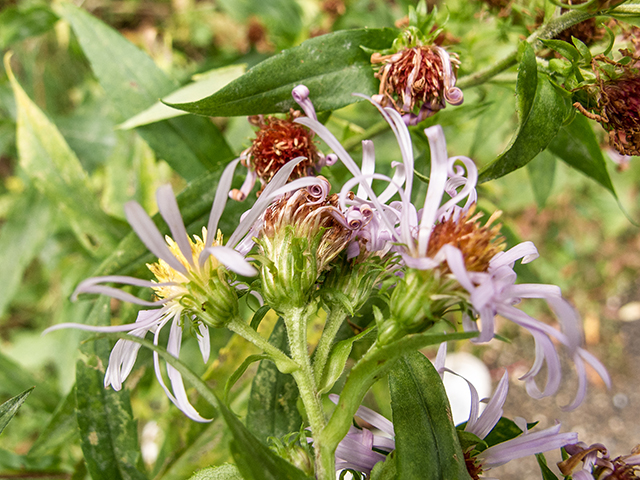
[147,227,223,301]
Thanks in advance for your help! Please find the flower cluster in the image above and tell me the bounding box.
[46,83,610,478]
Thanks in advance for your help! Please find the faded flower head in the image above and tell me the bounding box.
[560,442,640,480]
[372,44,463,125]
[575,53,640,156]
[254,177,369,310]
[231,85,336,201]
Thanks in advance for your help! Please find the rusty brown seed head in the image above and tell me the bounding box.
[245,115,320,192]
[427,206,506,274]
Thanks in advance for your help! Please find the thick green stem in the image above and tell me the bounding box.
[282,306,331,479]
[226,316,298,374]
[313,307,349,385]
[457,9,598,89]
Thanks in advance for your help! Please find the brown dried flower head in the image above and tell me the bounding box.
[261,180,357,271]
[575,54,640,156]
[427,206,506,274]
[371,44,463,125]
[231,114,320,200]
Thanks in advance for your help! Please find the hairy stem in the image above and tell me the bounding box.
[313,307,349,386]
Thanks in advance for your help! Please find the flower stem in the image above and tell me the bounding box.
[313,307,349,386]
[282,305,331,479]
[226,316,298,374]
[457,9,598,89]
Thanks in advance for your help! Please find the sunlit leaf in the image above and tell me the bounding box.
[118,65,247,130]
[169,28,397,117]
[389,353,471,480]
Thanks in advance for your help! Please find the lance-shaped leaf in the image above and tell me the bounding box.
[389,352,471,480]
[56,3,234,180]
[246,319,302,444]
[7,55,127,258]
[118,65,247,130]
[547,114,617,197]
[168,28,397,117]
[0,387,33,436]
[75,298,147,480]
[479,42,569,183]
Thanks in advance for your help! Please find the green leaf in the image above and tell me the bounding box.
[369,451,397,480]
[547,114,617,197]
[189,464,243,480]
[224,354,269,404]
[246,319,302,444]
[317,327,374,395]
[0,187,52,318]
[572,37,592,63]
[56,2,234,180]
[482,417,524,447]
[75,298,148,480]
[93,169,250,277]
[0,387,33,436]
[0,5,58,48]
[456,430,487,453]
[389,353,471,480]
[536,453,560,480]
[527,150,557,208]
[7,55,127,258]
[479,45,569,183]
[250,305,272,331]
[169,28,397,117]
[540,39,580,62]
[28,387,78,457]
[118,65,247,130]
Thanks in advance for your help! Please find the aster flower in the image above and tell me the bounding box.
[297,94,608,408]
[559,442,640,480]
[328,394,395,475]
[44,157,310,421]
[371,44,463,125]
[435,343,578,479]
[369,1,463,125]
[230,85,337,201]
